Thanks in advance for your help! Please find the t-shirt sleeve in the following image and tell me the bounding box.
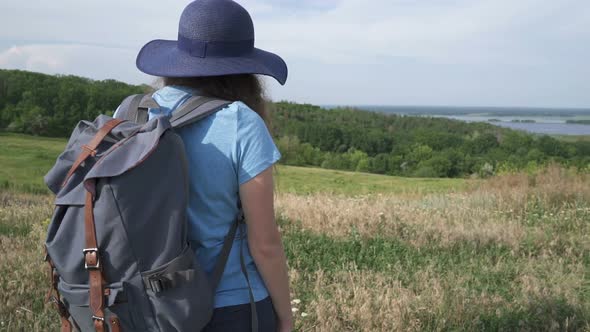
[236,102,281,185]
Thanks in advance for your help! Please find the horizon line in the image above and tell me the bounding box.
[317,104,590,111]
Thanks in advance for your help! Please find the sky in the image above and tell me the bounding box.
[0,0,589,108]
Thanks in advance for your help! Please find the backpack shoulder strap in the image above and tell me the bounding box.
[209,205,259,332]
[169,96,232,129]
[209,215,241,290]
[116,94,160,124]
[117,94,231,127]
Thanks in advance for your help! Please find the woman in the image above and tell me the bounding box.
[129,0,292,331]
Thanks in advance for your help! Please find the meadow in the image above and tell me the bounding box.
[0,133,589,331]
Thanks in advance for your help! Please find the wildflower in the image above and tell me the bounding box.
[292,307,299,313]
[301,312,308,317]
[292,299,301,304]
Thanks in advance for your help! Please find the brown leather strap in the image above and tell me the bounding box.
[84,184,108,332]
[62,118,126,188]
[93,314,105,332]
[44,248,73,332]
[60,118,126,331]
[60,318,73,332]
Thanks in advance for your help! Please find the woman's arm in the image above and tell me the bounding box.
[240,166,293,332]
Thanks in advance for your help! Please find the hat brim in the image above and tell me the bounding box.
[136,39,288,85]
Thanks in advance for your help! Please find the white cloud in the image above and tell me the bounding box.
[0,46,58,70]
[0,43,150,84]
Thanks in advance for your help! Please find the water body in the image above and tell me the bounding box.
[322,105,590,136]
[443,116,590,135]
[491,122,590,135]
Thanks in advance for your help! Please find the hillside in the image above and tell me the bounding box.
[272,102,590,177]
[1,69,589,179]
[0,133,467,196]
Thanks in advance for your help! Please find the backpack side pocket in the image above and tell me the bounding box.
[141,244,214,331]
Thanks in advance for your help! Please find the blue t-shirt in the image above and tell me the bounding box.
[115,86,281,307]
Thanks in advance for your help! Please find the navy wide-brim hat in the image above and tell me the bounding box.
[136,0,288,85]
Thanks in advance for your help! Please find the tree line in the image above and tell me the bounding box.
[0,69,145,136]
[270,102,590,177]
[1,69,589,178]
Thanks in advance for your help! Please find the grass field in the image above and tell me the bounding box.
[0,133,68,194]
[1,133,589,331]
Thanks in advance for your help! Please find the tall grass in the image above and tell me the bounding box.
[0,193,54,331]
[0,150,588,330]
[277,166,589,331]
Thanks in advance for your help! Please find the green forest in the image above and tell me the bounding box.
[1,69,589,178]
[0,69,145,136]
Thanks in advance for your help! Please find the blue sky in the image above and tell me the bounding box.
[1,0,589,108]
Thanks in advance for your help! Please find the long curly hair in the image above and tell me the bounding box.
[161,74,269,125]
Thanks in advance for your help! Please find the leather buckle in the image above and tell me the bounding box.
[83,248,100,270]
[81,144,97,157]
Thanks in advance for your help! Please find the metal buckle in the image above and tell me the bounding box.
[49,296,69,317]
[92,315,105,322]
[48,295,59,305]
[83,248,100,270]
[148,277,169,293]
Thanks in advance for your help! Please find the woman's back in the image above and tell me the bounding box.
[146,85,281,307]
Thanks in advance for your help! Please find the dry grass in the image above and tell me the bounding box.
[276,192,527,249]
[0,192,54,331]
[277,165,590,255]
[478,165,590,215]
[289,260,588,332]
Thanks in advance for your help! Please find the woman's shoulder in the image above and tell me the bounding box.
[218,100,255,115]
[216,101,264,126]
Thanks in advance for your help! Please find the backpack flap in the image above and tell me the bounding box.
[83,116,171,184]
[45,114,173,205]
[45,115,141,203]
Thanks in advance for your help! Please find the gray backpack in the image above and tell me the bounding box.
[44,95,257,332]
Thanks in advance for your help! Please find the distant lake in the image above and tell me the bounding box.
[442,116,590,135]
[322,105,590,136]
